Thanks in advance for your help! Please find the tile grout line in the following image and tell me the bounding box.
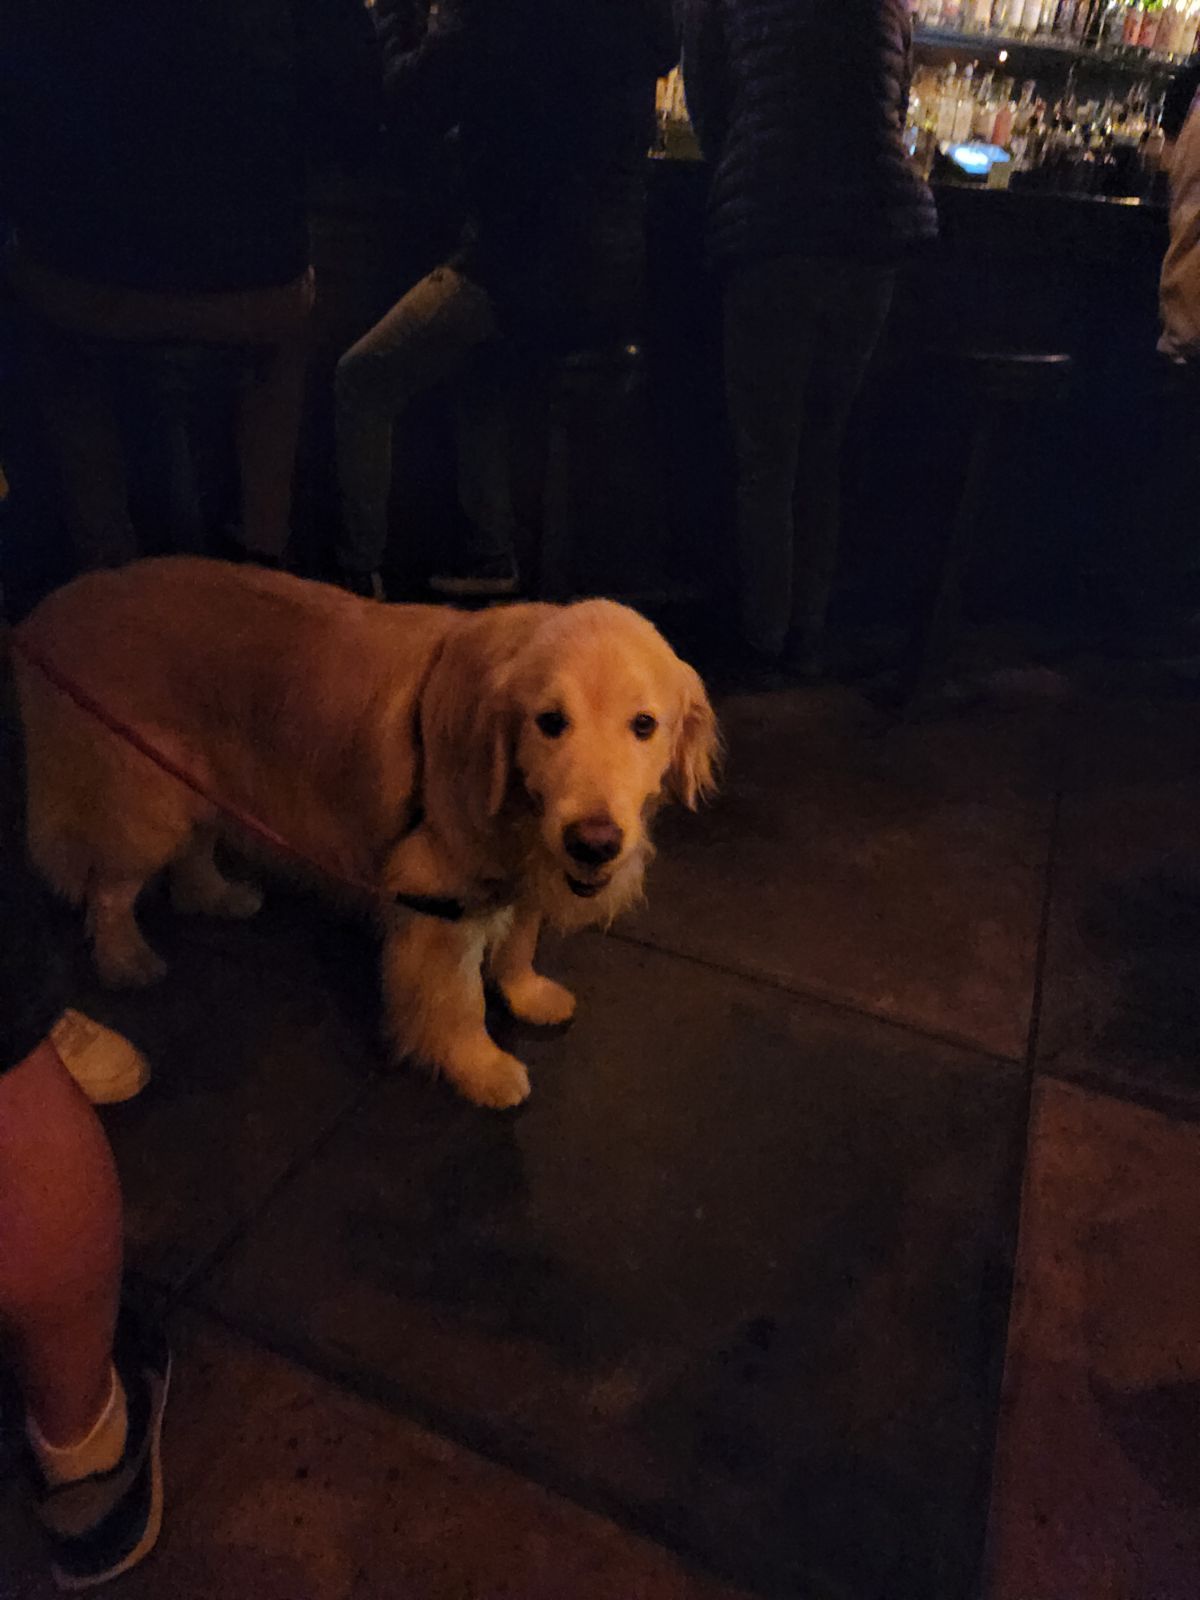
[972,751,1067,1599]
[605,926,1027,1069]
[168,1297,778,1600]
[162,1075,380,1314]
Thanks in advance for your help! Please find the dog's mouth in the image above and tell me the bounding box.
[566,873,610,899]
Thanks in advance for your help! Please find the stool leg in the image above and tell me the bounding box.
[907,397,1001,705]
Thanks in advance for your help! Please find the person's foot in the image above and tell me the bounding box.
[31,1307,171,1592]
[333,567,386,601]
[50,1012,150,1106]
[428,548,519,599]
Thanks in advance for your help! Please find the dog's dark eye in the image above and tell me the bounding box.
[536,710,568,739]
[631,713,658,741]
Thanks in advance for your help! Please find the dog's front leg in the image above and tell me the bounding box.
[489,901,576,1027]
[382,914,532,1109]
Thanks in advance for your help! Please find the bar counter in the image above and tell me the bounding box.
[645,156,1172,618]
[306,156,1174,612]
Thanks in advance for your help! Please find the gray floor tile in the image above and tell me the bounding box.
[200,933,1026,1600]
[987,1082,1200,1600]
[1038,773,1200,1114]
[624,688,1051,1059]
[68,891,377,1290]
[2,1310,753,1600]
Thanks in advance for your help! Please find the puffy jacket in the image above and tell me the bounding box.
[380,0,677,344]
[0,0,379,293]
[682,0,938,267]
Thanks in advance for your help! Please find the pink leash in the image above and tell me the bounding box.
[8,630,467,921]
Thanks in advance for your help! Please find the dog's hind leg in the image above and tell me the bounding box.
[382,915,532,1109]
[82,787,198,988]
[489,901,575,1027]
[86,874,168,988]
[170,828,263,920]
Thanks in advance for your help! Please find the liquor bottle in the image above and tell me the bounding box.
[1160,0,1194,51]
[1016,0,1044,30]
[1099,0,1130,46]
[972,69,998,136]
[936,62,962,140]
[912,97,941,178]
[1166,0,1200,52]
[1139,0,1165,48]
[991,0,1014,28]
[952,62,979,138]
[992,78,1017,144]
[965,0,993,31]
[1082,0,1107,39]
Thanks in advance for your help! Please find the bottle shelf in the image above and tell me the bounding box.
[915,23,1182,75]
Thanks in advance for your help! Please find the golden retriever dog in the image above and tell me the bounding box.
[14,558,717,1108]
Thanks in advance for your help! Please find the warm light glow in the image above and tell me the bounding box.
[998,49,1009,62]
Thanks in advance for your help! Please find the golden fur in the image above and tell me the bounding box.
[14,558,718,1107]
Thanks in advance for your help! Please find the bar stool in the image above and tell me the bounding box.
[536,340,646,600]
[905,349,1073,706]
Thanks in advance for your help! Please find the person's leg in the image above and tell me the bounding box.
[0,1039,123,1450]
[334,265,499,582]
[790,265,896,672]
[0,842,169,1586]
[723,257,820,659]
[0,839,120,1443]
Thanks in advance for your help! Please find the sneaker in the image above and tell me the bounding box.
[50,1012,150,1106]
[32,1307,171,1592]
[429,548,519,599]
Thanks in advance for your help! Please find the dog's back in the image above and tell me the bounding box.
[16,558,457,898]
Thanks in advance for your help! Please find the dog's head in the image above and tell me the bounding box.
[419,600,718,924]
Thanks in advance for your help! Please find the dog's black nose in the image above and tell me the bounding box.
[564,817,623,867]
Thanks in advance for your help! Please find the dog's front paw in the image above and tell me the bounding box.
[445,1042,532,1110]
[501,973,576,1028]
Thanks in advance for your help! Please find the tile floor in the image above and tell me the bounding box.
[3,669,1197,1599]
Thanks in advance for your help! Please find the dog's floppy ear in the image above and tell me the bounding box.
[666,661,719,810]
[418,615,521,846]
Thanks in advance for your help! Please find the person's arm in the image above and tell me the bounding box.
[681,0,729,161]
